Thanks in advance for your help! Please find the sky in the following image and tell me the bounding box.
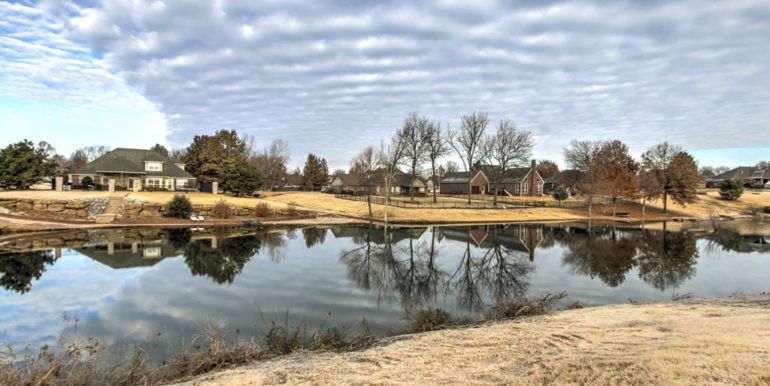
[1,0,769,170]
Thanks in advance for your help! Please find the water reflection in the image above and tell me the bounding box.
[0,250,58,293]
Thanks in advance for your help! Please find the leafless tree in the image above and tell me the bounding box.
[377,133,407,224]
[77,145,110,162]
[351,146,378,217]
[641,142,684,212]
[251,139,290,191]
[444,160,460,174]
[482,119,533,205]
[563,140,603,217]
[398,113,432,201]
[449,112,489,203]
[425,122,450,203]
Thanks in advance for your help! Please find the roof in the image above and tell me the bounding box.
[545,169,585,184]
[441,171,480,184]
[708,167,769,182]
[283,174,303,186]
[72,148,195,179]
[392,172,425,187]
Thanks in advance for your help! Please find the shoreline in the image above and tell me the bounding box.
[173,293,770,386]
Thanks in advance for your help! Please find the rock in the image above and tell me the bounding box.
[76,209,88,217]
[65,201,87,210]
[16,201,33,210]
[47,204,65,212]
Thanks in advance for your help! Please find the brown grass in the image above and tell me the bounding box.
[174,294,770,386]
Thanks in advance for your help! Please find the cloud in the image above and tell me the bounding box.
[5,1,770,167]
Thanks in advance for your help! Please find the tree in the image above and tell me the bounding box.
[757,161,770,169]
[536,160,560,180]
[165,194,193,218]
[444,160,459,174]
[425,122,450,203]
[182,129,248,183]
[399,113,432,201]
[563,140,602,217]
[77,145,110,161]
[0,250,58,293]
[69,149,89,171]
[594,140,640,216]
[638,169,662,217]
[482,119,534,205]
[642,144,700,212]
[552,186,569,206]
[449,112,489,204]
[719,179,743,200]
[378,134,407,223]
[302,153,330,191]
[351,146,378,217]
[222,158,261,196]
[150,143,170,157]
[0,140,56,189]
[251,139,290,191]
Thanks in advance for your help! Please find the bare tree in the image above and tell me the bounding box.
[377,133,407,224]
[77,145,110,162]
[425,122,449,203]
[444,160,460,174]
[251,139,290,191]
[351,146,378,217]
[563,140,602,218]
[449,112,489,204]
[482,119,533,205]
[399,113,432,201]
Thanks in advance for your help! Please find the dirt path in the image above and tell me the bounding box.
[176,295,770,386]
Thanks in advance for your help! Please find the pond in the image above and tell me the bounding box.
[1,222,768,364]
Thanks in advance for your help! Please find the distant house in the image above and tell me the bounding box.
[483,160,545,196]
[69,148,196,191]
[544,169,585,193]
[277,173,303,191]
[439,170,489,195]
[425,175,441,194]
[706,167,770,188]
[330,170,425,195]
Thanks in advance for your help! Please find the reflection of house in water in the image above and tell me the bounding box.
[331,225,427,245]
[438,225,544,261]
[75,241,181,269]
[747,235,770,252]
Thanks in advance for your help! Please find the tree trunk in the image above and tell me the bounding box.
[367,194,372,218]
[663,190,668,213]
[642,197,646,217]
[493,186,499,206]
[587,194,593,218]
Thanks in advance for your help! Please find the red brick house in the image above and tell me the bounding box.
[439,170,489,195]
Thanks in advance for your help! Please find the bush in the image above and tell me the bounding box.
[286,201,299,217]
[552,186,569,206]
[253,202,272,217]
[719,179,743,200]
[407,308,454,333]
[212,199,234,219]
[483,292,567,321]
[165,194,193,218]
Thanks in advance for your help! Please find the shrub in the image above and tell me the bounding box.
[483,292,567,321]
[265,322,306,355]
[719,179,743,200]
[552,186,569,206]
[212,199,234,219]
[253,202,272,217]
[407,308,454,333]
[165,194,193,218]
[566,300,584,310]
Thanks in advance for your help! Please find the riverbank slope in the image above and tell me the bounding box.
[177,294,770,386]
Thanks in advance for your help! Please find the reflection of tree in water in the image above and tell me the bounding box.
[636,229,698,291]
[0,250,58,293]
[704,228,748,253]
[302,227,327,248]
[561,227,637,287]
[183,235,261,284]
[340,225,533,313]
[165,228,192,249]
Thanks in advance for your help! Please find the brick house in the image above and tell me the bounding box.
[69,148,196,191]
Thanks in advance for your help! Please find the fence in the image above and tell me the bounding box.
[334,194,493,209]
[335,193,641,210]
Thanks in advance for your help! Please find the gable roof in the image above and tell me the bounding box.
[709,167,769,182]
[72,148,195,179]
[440,170,488,184]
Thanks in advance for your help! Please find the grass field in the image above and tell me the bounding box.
[175,294,770,386]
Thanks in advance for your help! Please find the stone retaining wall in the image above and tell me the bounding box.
[0,197,107,220]
[121,200,275,218]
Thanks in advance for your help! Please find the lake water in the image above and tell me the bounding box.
[1,222,768,364]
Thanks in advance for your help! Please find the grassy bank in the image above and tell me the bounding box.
[175,294,770,386]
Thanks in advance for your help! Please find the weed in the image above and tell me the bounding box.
[407,308,455,333]
[212,199,234,219]
[253,202,272,217]
[483,292,567,321]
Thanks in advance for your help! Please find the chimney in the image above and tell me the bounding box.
[531,159,536,168]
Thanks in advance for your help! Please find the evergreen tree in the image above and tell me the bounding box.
[0,140,56,189]
[302,153,330,190]
[222,158,261,196]
[719,179,744,200]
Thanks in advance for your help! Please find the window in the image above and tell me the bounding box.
[145,178,162,188]
[522,182,528,194]
[145,162,163,172]
[143,247,161,258]
[536,183,543,195]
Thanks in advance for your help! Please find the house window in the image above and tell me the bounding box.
[536,182,543,195]
[143,247,162,258]
[145,178,163,188]
[522,182,528,194]
[145,162,163,172]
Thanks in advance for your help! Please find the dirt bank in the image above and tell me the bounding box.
[176,294,770,386]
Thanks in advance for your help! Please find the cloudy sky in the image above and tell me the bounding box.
[2,0,769,169]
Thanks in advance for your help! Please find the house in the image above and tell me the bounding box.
[425,175,441,194]
[544,169,585,193]
[69,148,196,191]
[483,160,545,196]
[277,173,303,191]
[330,170,425,195]
[706,167,770,188]
[439,170,489,195]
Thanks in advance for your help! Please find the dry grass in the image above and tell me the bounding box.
[648,189,770,219]
[175,294,770,386]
